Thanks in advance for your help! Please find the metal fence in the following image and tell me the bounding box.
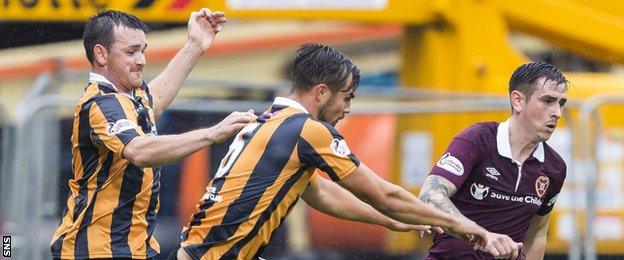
[1,93,272,259]
[576,94,624,260]
[0,70,620,259]
[0,101,9,220]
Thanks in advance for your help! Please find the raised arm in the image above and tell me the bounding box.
[522,213,550,259]
[148,8,226,118]
[302,174,434,233]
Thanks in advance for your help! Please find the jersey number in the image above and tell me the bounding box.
[213,123,259,179]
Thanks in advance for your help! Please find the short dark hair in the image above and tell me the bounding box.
[83,10,149,64]
[508,61,568,99]
[290,43,360,93]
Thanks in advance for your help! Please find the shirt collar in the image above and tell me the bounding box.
[273,97,309,114]
[89,72,117,91]
[89,72,135,99]
[497,118,545,163]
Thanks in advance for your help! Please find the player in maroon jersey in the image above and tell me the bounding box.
[421,61,568,259]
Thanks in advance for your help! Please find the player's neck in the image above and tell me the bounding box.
[508,117,539,163]
[287,93,320,119]
[91,68,134,95]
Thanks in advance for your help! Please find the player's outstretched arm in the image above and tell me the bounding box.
[420,175,523,259]
[302,175,438,233]
[337,163,488,249]
[122,110,255,167]
[149,8,227,118]
[523,213,550,259]
[419,175,465,232]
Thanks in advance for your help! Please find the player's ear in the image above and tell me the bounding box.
[510,90,525,114]
[312,84,331,103]
[93,44,108,67]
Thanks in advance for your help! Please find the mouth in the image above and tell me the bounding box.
[545,123,557,132]
[131,71,143,79]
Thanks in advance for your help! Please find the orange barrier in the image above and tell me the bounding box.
[178,147,211,224]
[308,114,397,251]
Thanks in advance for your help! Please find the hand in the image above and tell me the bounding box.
[480,232,523,259]
[418,226,444,238]
[387,220,444,234]
[187,8,227,53]
[447,218,488,250]
[207,110,257,143]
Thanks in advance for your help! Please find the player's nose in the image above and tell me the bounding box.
[136,52,146,66]
[552,106,562,119]
[343,106,351,114]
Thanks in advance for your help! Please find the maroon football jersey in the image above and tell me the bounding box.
[426,121,566,259]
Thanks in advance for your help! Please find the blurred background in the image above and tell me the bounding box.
[1,0,624,259]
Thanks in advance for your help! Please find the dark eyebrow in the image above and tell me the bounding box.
[540,95,557,100]
[128,43,147,50]
[541,94,567,106]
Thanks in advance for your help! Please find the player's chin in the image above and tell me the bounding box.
[334,115,346,124]
[131,78,143,88]
[538,132,553,141]
[132,71,143,81]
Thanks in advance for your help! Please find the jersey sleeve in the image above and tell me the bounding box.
[537,164,567,216]
[308,171,319,185]
[429,136,482,188]
[298,119,360,182]
[86,94,143,155]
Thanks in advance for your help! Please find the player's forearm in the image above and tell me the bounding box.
[522,213,550,259]
[340,164,459,229]
[523,235,546,259]
[419,175,470,236]
[123,128,215,167]
[148,41,203,117]
[419,187,464,218]
[379,185,460,229]
[419,194,467,237]
[306,182,397,229]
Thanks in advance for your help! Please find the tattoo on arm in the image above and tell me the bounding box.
[419,175,466,235]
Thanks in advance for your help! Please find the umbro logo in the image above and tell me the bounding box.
[485,167,500,181]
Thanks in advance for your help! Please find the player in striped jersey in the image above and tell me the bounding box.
[175,43,491,260]
[50,9,256,259]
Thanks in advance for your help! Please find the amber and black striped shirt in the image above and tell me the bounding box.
[179,97,360,259]
[51,77,160,259]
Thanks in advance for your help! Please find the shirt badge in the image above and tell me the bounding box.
[535,175,550,198]
[330,139,351,157]
[436,153,464,176]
